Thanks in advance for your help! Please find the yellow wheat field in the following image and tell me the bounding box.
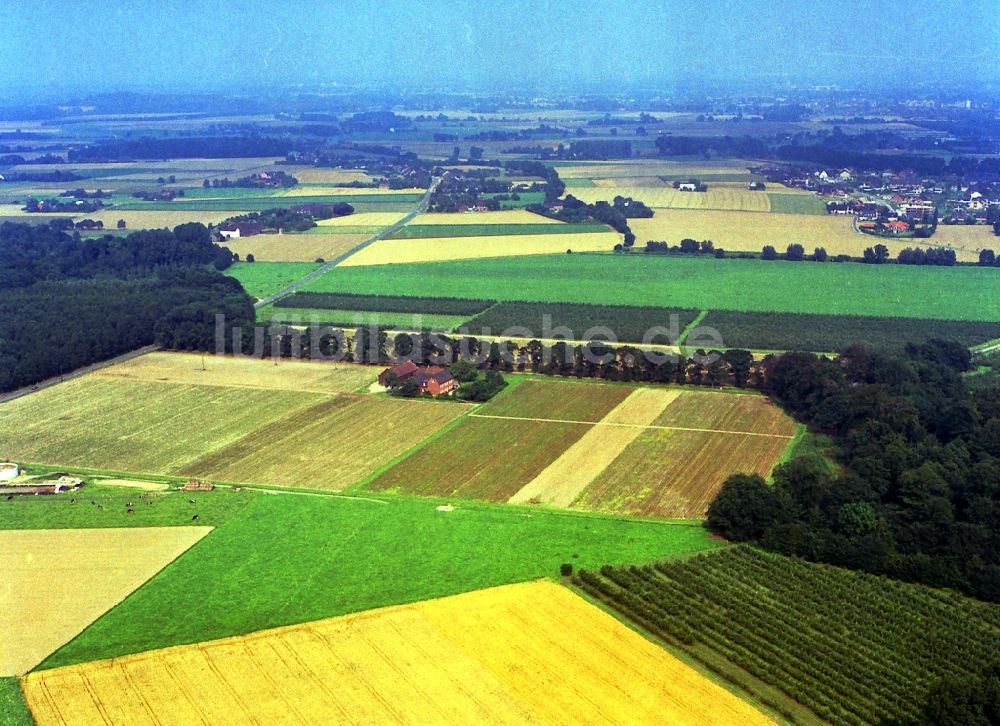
[22,581,772,725]
[509,388,681,507]
[629,208,984,261]
[93,351,378,395]
[1,527,211,676]
[340,231,621,266]
[567,186,773,212]
[223,232,368,261]
[409,210,562,224]
[315,211,407,227]
[78,209,243,229]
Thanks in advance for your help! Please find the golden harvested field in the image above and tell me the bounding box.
[22,581,772,726]
[224,232,368,261]
[283,167,377,184]
[629,208,985,261]
[0,354,462,489]
[315,211,407,228]
[94,351,377,395]
[1,527,211,675]
[509,389,681,507]
[409,210,560,225]
[180,393,464,491]
[567,187,772,211]
[631,207,857,249]
[339,231,621,266]
[78,209,243,229]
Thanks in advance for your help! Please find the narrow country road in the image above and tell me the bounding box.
[253,177,441,309]
[0,344,160,404]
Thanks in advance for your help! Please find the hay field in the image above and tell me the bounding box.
[339,231,621,266]
[0,357,463,489]
[0,376,321,474]
[78,209,242,229]
[22,581,771,726]
[180,394,464,491]
[555,162,752,179]
[929,224,997,255]
[575,391,797,518]
[567,187,772,211]
[94,351,376,394]
[480,379,631,421]
[409,210,560,225]
[224,232,368,261]
[509,389,681,507]
[1,527,210,675]
[283,167,377,185]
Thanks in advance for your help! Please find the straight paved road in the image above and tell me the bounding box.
[253,177,441,309]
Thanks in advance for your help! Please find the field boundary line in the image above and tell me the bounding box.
[253,178,441,308]
[469,413,795,438]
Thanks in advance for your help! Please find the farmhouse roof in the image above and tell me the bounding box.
[413,367,455,386]
[384,360,419,380]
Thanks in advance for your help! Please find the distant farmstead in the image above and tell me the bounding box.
[218,222,265,239]
[378,361,459,396]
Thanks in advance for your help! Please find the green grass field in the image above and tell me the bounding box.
[766,193,828,215]
[482,191,546,207]
[226,261,322,298]
[388,223,609,239]
[13,486,721,670]
[0,678,31,726]
[301,254,1000,321]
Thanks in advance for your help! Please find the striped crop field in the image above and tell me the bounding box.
[0,353,461,491]
[21,581,772,726]
[368,380,798,519]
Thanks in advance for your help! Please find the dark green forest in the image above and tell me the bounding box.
[0,222,255,391]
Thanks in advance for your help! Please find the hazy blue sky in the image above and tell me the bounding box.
[1,0,997,97]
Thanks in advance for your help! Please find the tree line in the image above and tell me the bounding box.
[707,340,1000,602]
